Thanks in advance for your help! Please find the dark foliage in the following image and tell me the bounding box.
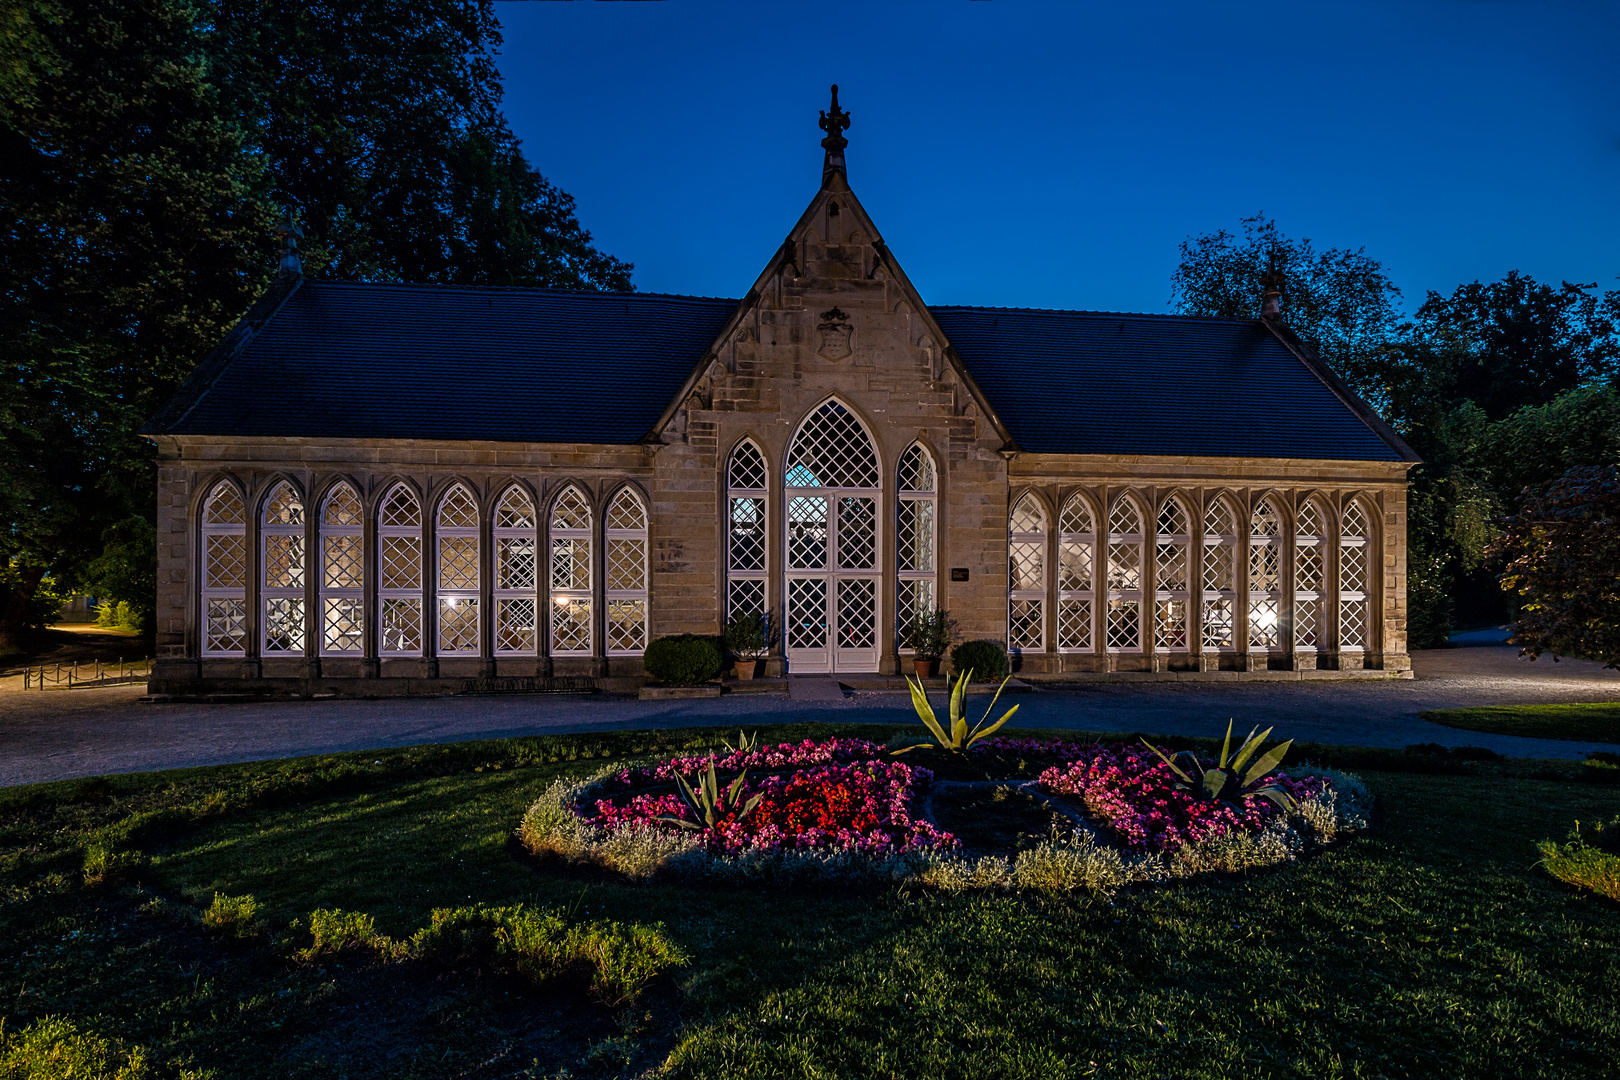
[1493,465,1620,669]
[949,639,1010,681]
[643,634,724,686]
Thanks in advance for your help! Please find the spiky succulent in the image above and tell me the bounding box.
[893,669,1020,755]
[1142,720,1297,811]
[658,759,764,831]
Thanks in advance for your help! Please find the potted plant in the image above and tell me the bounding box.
[904,607,956,678]
[724,610,774,680]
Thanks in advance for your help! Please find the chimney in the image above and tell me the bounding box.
[1260,262,1284,321]
[274,210,304,281]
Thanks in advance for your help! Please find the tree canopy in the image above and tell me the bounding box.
[0,0,632,653]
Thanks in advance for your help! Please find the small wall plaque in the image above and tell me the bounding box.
[950,568,970,582]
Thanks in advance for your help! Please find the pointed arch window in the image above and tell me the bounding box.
[896,444,937,649]
[319,483,364,655]
[1248,497,1282,649]
[494,486,538,655]
[200,481,247,656]
[1340,500,1369,651]
[435,485,481,655]
[1106,496,1143,651]
[378,484,424,656]
[726,441,768,620]
[1201,498,1237,650]
[1057,494,1094,651]
[550,487,593,655]
[1294,499,1326,651]
[784,400,879,489]
[1154,498,1191,650]
[261,482,306,655]
[606,488,649,654]
[1008,494,1046,652]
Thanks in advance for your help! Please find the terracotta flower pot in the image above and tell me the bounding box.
[912,657,939,678]
[734,658,760,681]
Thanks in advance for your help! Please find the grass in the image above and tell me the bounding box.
[1421,702,1620,743]
[2,723,1618,1077]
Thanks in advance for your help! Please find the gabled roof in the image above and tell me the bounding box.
[929,306,1410,462]
[147,281,737,444]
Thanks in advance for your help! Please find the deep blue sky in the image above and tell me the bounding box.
[494,1,1619,315]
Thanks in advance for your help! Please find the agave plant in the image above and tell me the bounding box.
[658,759,764,830]
[1141,720,1296,811]
[722,729,761,754]
[893,669,1020,755]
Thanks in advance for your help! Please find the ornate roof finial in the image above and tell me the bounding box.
[818,84,850,185]
[274,209,304,281]
[1260,249,1285,320]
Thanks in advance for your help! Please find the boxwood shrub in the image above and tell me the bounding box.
[644,634,724,686]
[950,639,1009,681]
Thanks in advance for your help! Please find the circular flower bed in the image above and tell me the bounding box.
[518,734,1372,893]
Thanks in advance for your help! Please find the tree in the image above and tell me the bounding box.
[1,0,274,654]
[1493,466,1620,670]
[0,0,633,653]
[1413,272,1620,422]
[212,0,632,290]
[1169,213,1404,409]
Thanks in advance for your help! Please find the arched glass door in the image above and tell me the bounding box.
[783,400,881,673]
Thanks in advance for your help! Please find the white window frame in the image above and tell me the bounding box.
[1248,495,1283,651]
[260,480,307,656]
[1154,496,1192,651]
[1008,492,1047,653]
[1294,497,1326,653]
[435,483,481,656]
[896,443,937,653]
[378,483,424,657]
[726,440,769,621]
[549,485,594,656]
[1057,492,1095,652]
[1105,494,1145,653]
[493,485,539,656]
[200,480,247,657]
[318,481,364,656]
[605,487,649,655]
[1201,496,1238,651]
[1339,498,1370,652]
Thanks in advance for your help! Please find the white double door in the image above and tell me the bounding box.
[784,491,879,673]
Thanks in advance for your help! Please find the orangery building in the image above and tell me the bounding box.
[144,89,1418,696]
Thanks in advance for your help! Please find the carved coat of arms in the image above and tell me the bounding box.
[816,307,852,361]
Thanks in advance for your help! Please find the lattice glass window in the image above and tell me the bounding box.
[1340,499,1369,651]
[378,484,423,656]
[605,488,648,654]
[1293,498,1325,651]
[727,440,768,620]
[434,484,480,655]
[1057,493,1094,651]
[1105,495,1144,651]
[494,486,537,655]
[1007,493,1046,651]
[1201,496,1238,650]
[201,481,247,656]
[549,486,593,654]
[896,443,937,652]
[1154,497,1191,650]
[784,400,878,489]
[319,482,363,655]
[1248,496,1282,649]
[260,481,306,655]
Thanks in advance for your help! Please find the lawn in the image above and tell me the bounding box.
[2,723,1618,1078]
[1421,702,1620,743]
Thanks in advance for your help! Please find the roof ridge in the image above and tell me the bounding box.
[929,303,1262,325]
[298,280,741,305]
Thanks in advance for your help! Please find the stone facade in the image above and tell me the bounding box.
[147,124,1413,697]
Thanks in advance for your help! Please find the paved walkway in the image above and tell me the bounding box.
[2,646,1618,787]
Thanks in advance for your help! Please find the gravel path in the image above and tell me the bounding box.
[2,646,1617,788]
